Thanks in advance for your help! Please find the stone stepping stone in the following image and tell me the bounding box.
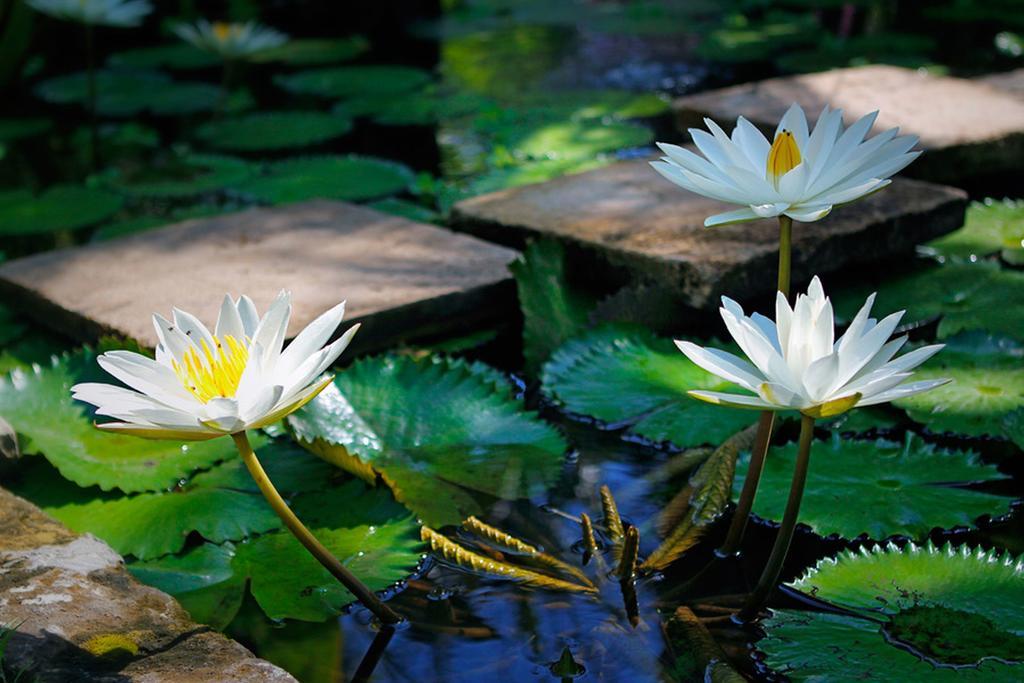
[0,488,296,681]
[979,68,1024,99]
[0,200,517,351]
[671,65,1024,186]
[451,159,966,309]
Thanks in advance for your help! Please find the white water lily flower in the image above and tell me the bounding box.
[26,0,152,27]
[172,19,287,59]
[676,277,949,418]
[651,103,921,227]
[72,292,356,440]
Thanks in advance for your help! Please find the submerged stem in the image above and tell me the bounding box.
[231,431,402,625]
[716,215,793,557]
[737,414,815,622]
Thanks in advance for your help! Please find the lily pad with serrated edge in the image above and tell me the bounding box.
[892,332,1024,437]
[758,542,1024,681]
[274,65,432,98]
[195,111,353,152]
[7,438,339,559]
[235,155,414,204]
[129,480,423,622]
[832,260,1024,342]
[923,198,1024,262]
[541,325,757,448]
[107,44,220,70]
[288,354,567,527]
[250,36,369,65]
[0,118,51,142]
[735,433,1009,540]
[0,348,236,492]
[35,70,221,116]
[103,153,251,198]
[0,185,123,236]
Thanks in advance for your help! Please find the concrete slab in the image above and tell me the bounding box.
[0,487,296,682]
[451,158,967,309]
[0,201,517,352]
[671,65,1024,185]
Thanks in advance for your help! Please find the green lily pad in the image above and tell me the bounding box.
[0,185,122,235]
[251,36,369,65]
[130,480,423,622]
[759,542,1024,680]
[334,89,491,126]
[9,439,348,560]
[195,111,353,152]
[107,44,220,70]
[541,325,756,447]
[510,239,596,376]
[0,348,236,493]
[103,153,251,198]
[508,119,653,161]
[0,118,51,142]
[696,13,818,63]
[465,158,609,195]
[35,70,221,116]
[510,90,671,121]
[892,333,1024,437]
[832,261,1024,342]
[924,198,1024,262]
[775,32,936,73]
[288,354,567,527]
[735,433,1008,540]
[366,197,440,223]
[274,65,432,99]
[235,155,414,205]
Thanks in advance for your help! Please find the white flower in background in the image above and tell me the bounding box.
[171,19,288,59]
[72,292,357,440]
[26,0,152,27]
[651,103,920,227]
[676,277,949,417]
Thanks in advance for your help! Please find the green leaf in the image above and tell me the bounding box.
[11,439,342,560]
[334,89,491,126]
[541,325,757,447]
[510,89,670,121]
[736,433,1009,540]
[195,112,353,152]
[0,118,51,143]
[250,36,369,65]
[0,348,236,492]
[107,44,220,70]
[367,197,440,223]
[892,333,1024,437]
[832,261,1024,342]
[464,158,609,195]
[923,198,1024,262]
[235,155,414,204]
[759,542,1024,680]
[274,65,432,98]
[130,480,423,622]
[102,153,251,198]
[695,13,818,63]
[507,119,653,161]
[35,70,221,116]
[510,239,596,377]
[288,355,567,527]
[1005,408,1024,448]
[0,185,122,235]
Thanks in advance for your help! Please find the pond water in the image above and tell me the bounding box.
[2,1,1024,681]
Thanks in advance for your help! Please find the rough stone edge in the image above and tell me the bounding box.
[450,178,968,309]
[0,486,297,683]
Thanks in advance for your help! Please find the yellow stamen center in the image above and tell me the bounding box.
[766,129,801,188]
[212,22,233,41]
[173,335,248,403]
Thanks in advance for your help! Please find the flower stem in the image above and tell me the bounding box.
[231,431,402,625]
[737,413,815,622]
[716,215,793,558]
[777,215,793,296]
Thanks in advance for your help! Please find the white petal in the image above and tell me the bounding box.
[776,103,810,149]
[215,294,245,340]
[172,307,216,351]
[240,384,284,423]
[238,295,260,336]
[251,290,292,369]
[856,378,951,406]
[784,204,832,223]
[732,116,771,171]
[688,390,775,410]
[704,207,760,227]
[276,301,346,378]
[96,422,220,441]
[675,340,765,392]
